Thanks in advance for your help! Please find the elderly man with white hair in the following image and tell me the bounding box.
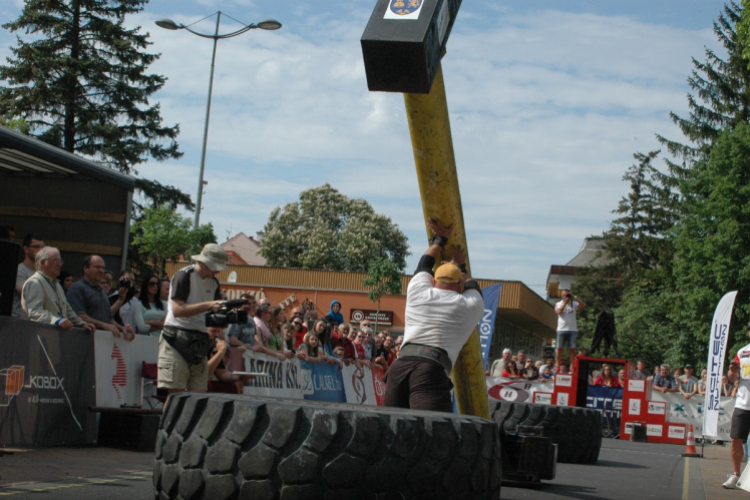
[490,348,512,377]
[21,246,95,333]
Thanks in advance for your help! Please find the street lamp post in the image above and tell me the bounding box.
[156,13,282,228]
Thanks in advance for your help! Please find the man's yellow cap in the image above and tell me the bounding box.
[435,263,462,283]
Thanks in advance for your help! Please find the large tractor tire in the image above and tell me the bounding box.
[490,401,601,464]
[153,393,502,500]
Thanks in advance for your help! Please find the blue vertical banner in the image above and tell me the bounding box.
[479,284,503,369]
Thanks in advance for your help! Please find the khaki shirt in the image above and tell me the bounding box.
[21,271,85,327]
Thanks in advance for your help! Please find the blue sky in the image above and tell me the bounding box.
[0,0,729,296]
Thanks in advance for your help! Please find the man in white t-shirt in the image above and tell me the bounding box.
[723,326,750,489]
[555,289,586,369]
[158,244,227,396]
[383,217,484,412]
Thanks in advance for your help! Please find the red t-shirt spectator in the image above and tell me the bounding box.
[331,331,355,359]
[594,374,622,388]
[353,342,366,360]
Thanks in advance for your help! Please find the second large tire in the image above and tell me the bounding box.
[490,401,601,464]
[154,393,502,500]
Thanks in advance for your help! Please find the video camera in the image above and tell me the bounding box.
[205,299,248,327]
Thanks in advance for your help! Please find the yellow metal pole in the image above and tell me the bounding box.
[403,63,490,420]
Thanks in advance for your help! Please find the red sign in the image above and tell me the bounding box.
[350,309,393,326]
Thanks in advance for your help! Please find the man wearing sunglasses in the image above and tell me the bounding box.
[383,217,484,412]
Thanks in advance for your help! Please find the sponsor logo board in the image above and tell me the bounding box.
[647,424,663,437]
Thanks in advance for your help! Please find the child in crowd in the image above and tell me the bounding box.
[298,332,324,362]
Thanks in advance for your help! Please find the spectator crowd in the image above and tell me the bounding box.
[487,347,739,400]
[6,229,741,401]
[6,232,407,393]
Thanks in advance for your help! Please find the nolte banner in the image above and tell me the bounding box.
[703,291,737,438]
[478,284,502,369]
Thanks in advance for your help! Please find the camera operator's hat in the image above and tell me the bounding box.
[435,263,462,284]
[192,243,228,271]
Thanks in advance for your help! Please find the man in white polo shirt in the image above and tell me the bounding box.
[383,217,484,412]
[158,243,227,395]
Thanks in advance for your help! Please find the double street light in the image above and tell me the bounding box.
[156,12,282,228]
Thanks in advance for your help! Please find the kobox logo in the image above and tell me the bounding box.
[0,365,25,405]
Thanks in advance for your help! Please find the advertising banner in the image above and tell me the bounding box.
[653,391,733,440]
[301,360,347,403]
[94,333,158,408]
[240,352,381,405]
[0,317,96,446]
[587,385,623,434]
[242,354,305,399]
[704,291,737,437]
[486,376,554,403]
[341,363,377,405]
[478,284,503,368]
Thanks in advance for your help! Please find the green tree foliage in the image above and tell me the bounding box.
[615,283,681,369]
[671,123,750,364]
[574,152,678,344]
[604,151,678,284]
[740,0,750,65]
[0,115,29,134]
[0,0,181,175]
[657,2,750,166]
[363,257,403,333]
[577,3,750,366]
[130,206,216,277]
[260,184,410,273]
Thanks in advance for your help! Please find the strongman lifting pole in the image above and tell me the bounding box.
[361,0,489,419]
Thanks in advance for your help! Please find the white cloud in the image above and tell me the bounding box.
[0,1,726,298]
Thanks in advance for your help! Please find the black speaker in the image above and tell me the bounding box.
[0,240,21,317]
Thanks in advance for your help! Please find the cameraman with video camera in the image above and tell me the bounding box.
[555,289,585,370]
[159,243,231,395]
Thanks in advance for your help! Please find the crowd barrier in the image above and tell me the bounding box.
[485,375,732,440]
[0,317,97,447]
[1,314,733,448]
[0,316,387,447]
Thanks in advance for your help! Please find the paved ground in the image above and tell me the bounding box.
[0,439,745,499]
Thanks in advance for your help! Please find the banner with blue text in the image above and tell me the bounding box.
[479,284,503,368]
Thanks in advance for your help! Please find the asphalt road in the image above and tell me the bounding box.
[0,439,736,499]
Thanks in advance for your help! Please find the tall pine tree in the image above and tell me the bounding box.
[671,123,750,365]
[573,151,678,350]
[602,151,678,285]
[657,2,750,167]
[0,0,181,175]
